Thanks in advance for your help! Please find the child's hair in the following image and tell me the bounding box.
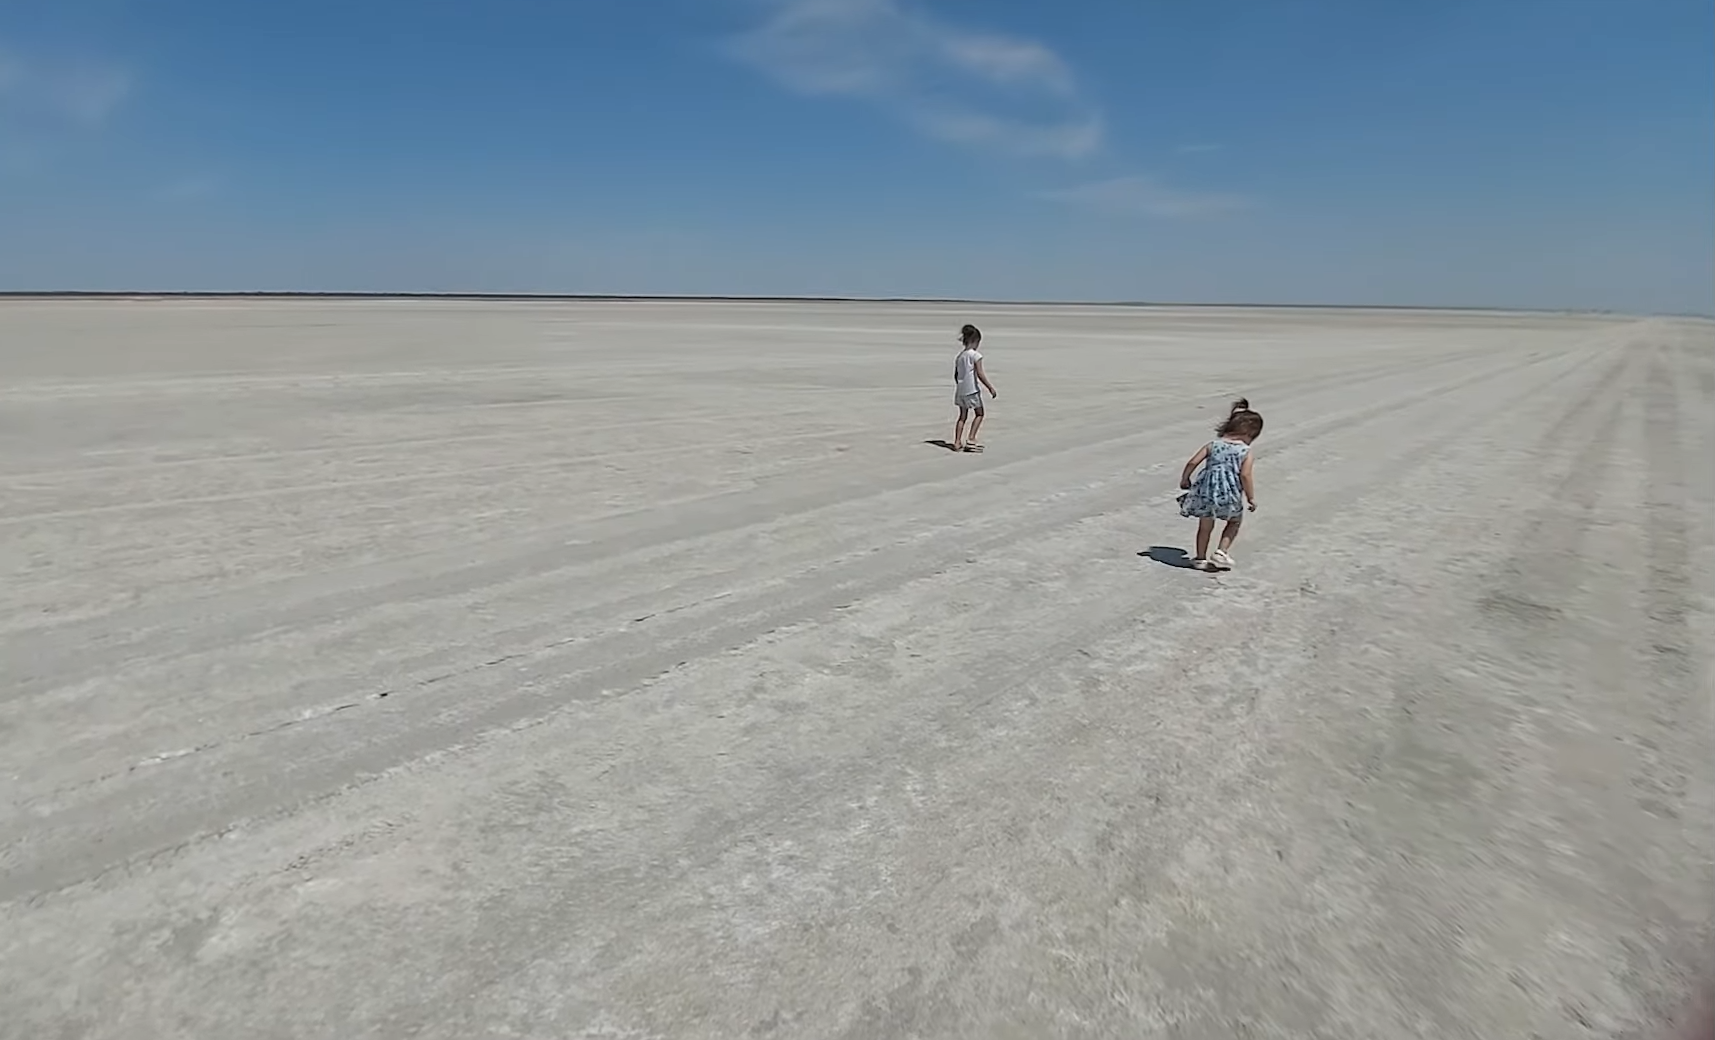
[1217,397,1264,438]
[959,324,982,347]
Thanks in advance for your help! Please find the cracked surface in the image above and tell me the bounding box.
[1,299,1712,1038]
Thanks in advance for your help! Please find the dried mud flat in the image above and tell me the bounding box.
[1,299,1712,1039]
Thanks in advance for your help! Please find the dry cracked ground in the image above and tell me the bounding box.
[1,299,1712,1039]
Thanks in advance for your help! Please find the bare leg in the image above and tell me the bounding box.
[953,410,968,450]
[1217,518,1243,552]
[966,411,985,448]
[1194,517,1216,561]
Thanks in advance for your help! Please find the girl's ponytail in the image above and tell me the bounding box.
[1217,397,1264,438]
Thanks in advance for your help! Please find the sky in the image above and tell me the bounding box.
[1,0,1710,312]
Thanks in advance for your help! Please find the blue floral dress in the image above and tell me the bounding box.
[1179,439,1249,520]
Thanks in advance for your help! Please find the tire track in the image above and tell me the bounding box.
[1642,345,1697,686]
[1447,338,1709,1032]
[1478,348,1633,635]
[1629,346,1708,832]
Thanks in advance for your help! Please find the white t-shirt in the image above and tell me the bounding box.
[954,348,982,396]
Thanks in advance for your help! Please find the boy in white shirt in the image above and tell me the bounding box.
[952,323,998,452]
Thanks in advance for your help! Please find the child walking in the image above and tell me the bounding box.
[951,324,997,452]
[1178,398,1264,571]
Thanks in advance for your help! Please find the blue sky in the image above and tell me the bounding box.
[2,0,1710,312]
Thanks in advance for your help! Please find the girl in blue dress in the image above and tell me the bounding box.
[1178,398,1264,571]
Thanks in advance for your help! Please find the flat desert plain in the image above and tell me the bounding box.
[2,298,1712,1039]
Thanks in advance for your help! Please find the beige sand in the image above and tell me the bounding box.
[1,299,1711,1038]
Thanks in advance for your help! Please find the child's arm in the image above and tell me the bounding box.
[974,357,997,398]
[1180,445,1209,489]
[1240,451,1257,510]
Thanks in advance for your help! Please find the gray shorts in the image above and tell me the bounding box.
[955,390,984,413]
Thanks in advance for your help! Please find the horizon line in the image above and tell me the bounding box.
[0,291,1693,318]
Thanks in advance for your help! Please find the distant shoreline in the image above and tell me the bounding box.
[0,291,1663,317]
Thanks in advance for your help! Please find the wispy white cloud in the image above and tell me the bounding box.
[1041,175,1252,219]
[941,34,1073,94]
[728,0,1101,159]
[911,109,1100,158]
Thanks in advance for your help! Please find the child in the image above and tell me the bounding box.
[1178,398,1263,571]
[951,324,997,452]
